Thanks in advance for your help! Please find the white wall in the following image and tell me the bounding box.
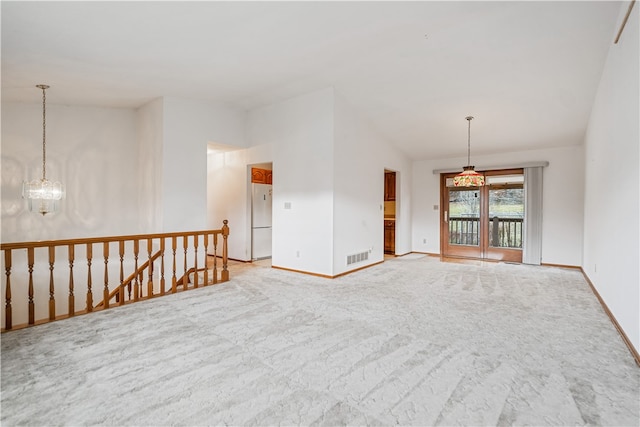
[241,88,413,276]
[246,88,335,276]
[136,98,164,233]
[1,102,140,242]
[0,96,246,242]
[208,148,249,260]
[163,97,246,233]
[333,94,412,275]
[412,145,585,266]
[583,3,639,353]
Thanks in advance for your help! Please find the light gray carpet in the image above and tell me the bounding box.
[1,256,638,426]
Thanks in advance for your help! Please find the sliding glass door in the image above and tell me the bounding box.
[441,169,524,262]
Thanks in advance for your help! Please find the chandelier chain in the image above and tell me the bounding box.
[467,118,471,166]
[41,85,47,181]
[466,115,473,167]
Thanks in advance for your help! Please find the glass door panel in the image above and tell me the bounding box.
[441,182,482,259]
[488,186,524,248]
[448,188,480,246]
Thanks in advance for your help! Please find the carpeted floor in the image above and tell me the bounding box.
[1,256,638,426]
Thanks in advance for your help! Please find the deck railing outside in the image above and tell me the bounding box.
[489,217,523,248]
[449,216,523,248]
[449,217,480,246]
[1,220,229,331]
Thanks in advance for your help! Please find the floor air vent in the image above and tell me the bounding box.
[347,251,369,266]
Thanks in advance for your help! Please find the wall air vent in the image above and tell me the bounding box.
[347,251,369,266]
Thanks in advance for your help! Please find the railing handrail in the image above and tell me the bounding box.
[449,216,523,220]
[1,229,222,251]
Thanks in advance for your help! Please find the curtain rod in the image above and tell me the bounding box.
[432,161,549,175]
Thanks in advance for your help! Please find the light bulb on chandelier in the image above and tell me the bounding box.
[22,84,65,215]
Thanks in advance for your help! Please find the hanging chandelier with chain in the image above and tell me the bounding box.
[22,84,64,215]
[453,116,485,187]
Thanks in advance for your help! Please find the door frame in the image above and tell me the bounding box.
[440,168,524,262]
[383,168,398,255]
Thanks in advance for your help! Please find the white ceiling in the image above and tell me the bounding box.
[1,1,622,160]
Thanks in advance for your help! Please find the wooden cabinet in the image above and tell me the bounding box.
[252,167,272,184]
[384,172,396,201]
[384,220,395,254]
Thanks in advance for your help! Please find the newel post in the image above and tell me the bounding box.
[221,220,229,282]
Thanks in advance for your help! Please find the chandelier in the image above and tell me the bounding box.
[22,84,64,215]
[453,116,485,187]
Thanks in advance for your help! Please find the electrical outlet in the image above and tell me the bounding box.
[296,250,300,258]
[423,238,426,244]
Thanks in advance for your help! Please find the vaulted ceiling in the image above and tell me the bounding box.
[1,1,622,160]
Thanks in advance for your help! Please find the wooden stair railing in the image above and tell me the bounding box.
[1,220,229,331]
[95,249,162,308]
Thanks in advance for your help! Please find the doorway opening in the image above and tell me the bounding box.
[440,169,524,263]
[384,169,397,255]
[250,163,273,261]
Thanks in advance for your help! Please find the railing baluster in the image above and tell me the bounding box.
[171,237,177,293]
[193,235,199,288]
[212,233,218,284]
[474,219,477,245]
[147,238,154,298]
[465,219,468,245]
[464,219,473,245]
[86,243,93,312]
[138,271,144,299]
[119,241,125,305]
[464,220,468,245]
[203,233,209,286]
[48,246,56,320]
[133,240,139,301]
[4,250,12,330]
[222,220,229,282]
[475,219,478,245]
[504,220,507,246]
[471,219,475,245]
[27,248,35,325]
[183,236,188,291]
[160,238,166,295]
[68,245,75,316]
[465,219,469,245]
[519,220,523,247]
[449,220,454,244]
[103,242,110,309]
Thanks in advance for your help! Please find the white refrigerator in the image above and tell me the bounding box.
[252,183,272,260]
